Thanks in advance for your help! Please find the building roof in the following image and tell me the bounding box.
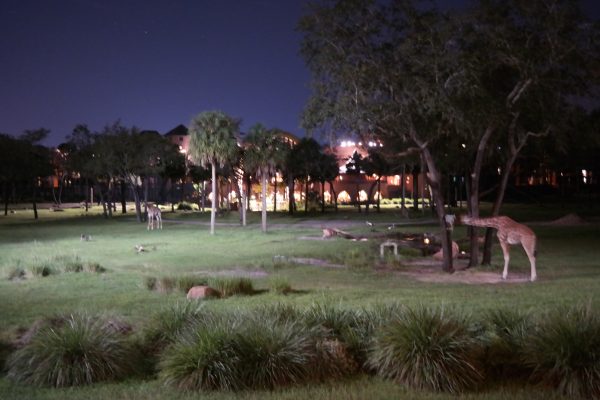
[165,124,188,136]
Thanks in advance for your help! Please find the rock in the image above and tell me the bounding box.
[432,241,459,260]
[186,285,220,300]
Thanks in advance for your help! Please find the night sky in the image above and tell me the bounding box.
[1,0,598,147]
[1,0,312,146]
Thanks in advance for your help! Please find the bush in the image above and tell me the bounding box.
[159,319,241,391]
[521,304,600,398]
[232,317,318,389]
[143,302,217,350]
[6,313,133,387]
[368,306,484,393]
[207,277,254,297]
[483,308,531,379]
[177,202,198,211]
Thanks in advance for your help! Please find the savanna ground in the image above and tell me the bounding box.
[1,201,599,399]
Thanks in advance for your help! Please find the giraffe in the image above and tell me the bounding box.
[459,215,537,282]
[146,203,162,230]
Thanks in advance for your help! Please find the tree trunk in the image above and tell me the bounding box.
[120,179,127,214]
[412,131,453,272]
[412,167,419,210]
[329,181,338,212]
[467,125,494,267]
[201,180,206,212]
[365,180,377,214]
[287,175,295,215]
[3,182,8,216]
[401,164,406,210]
[377,177,381,212]
[84,179,89,212]
[321,181,326,213]
[304,179,309,213]
[32,179,38,220]
[261,171,268,233]
[210,162,217,235]
[273,179,277,213]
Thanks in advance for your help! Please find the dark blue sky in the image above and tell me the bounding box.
[1,0,312,146]
[1,0,598,147]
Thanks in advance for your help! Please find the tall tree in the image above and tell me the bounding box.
[363,148,393,213]
[188,111,240,235]
[312,152,339,212]
[20,129,52,219]
[244,124,286,233]
[300,0,463,272]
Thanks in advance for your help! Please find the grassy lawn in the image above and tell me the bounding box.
[0,204,598,399]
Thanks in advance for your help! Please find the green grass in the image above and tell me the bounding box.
[1,203,599,399]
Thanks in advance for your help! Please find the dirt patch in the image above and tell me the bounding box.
[545,213,588,226]
[395,259,531,284]
[195,268,269,278]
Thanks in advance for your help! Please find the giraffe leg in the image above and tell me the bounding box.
[523,241,537,282]
[499,240,510,280]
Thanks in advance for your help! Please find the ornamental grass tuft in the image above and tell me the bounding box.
[159,320,240,391]
[483,308,531,379]
[368,305,484,393]
[522,303,600,398]
[207,277,254,297]
[6,313,133,387]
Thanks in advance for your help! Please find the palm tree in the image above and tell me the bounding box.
[244,124,285,233]
[188,111,240,235]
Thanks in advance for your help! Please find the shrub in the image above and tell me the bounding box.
[177,202,198,211]
[368,306,484,393]
[207,277,254,297]
[6,313,133,387]
[159,320,241,391]
[483,308,531,379]
[521,304,600,398]
[232,318,318,389]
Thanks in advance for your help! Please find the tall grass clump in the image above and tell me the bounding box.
[63,256,84,273]
[232,316,319,389]
[368,306,484,393]
[208,277,254,297]
[176,275,209,293]
[143,302,217,350]
[84,262,105,273]
[159,320,241,391]
[483,308,531,379]
[521,304,600,398]
[6,313,133,387]
[269,276,293,295]
[29,263,55,277]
